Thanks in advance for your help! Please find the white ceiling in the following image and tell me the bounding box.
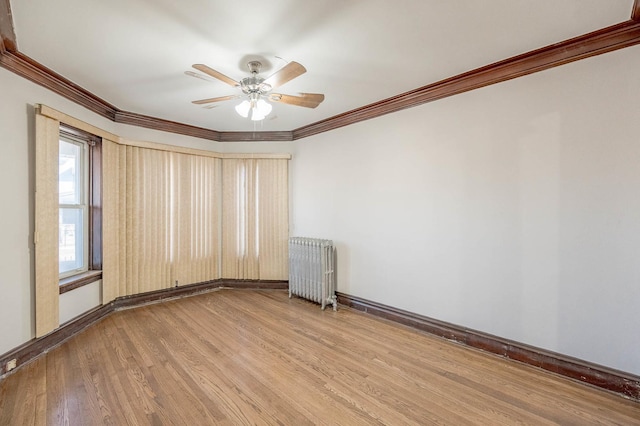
[11,0,633,132]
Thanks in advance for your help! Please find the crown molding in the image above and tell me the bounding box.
[0,51,118,119]
[114,110,222,141]
[219,131,293,142]
[114,111,295,142]
[1,6,639,142]
[0,0,16,53]
[293,20,640,140]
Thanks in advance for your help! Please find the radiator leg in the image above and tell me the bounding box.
[321,295,338,311]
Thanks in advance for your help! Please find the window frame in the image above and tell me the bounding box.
[58,124,102,294]
[58,135,89,278]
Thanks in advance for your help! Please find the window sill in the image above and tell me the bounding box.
[59,270,102,294]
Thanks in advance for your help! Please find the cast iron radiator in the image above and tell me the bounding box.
[288,237,337,310]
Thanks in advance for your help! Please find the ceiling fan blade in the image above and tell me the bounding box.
[269,93,325,108]
[184,70,217,83]
[263,61,306,89]
[192,64,239,87]
[192,94,240,105]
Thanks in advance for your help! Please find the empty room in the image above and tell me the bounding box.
[1,1,640,424]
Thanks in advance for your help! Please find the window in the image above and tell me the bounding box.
[58,125,102,290]
[59,135,88,276]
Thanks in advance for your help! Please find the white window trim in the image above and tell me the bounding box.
[58,135,89,279]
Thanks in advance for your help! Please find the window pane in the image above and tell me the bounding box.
[59,140,82,205]
[59,207,85,274]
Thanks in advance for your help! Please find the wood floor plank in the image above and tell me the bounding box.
[239,293,542,424]
[1,289,639,425]
[221,296,480,424]
[131,304,309,425]
[170,300,338,424]
[120,325,231,425]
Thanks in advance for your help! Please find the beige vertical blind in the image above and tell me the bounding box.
[103,145,224,298]
[35,105,290,335]
[222,159,289,280]
[172,153,221,286]
[222,159,259,279]
[34,113,60,337]
[256,159,289,280]
[125,146,173,295]
[102,139,120,304]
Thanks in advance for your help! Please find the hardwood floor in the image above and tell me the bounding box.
[1,289,639,425]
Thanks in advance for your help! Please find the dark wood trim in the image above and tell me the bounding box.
[218,279,289,289]
[59,270,103,294]
[59,124,101,143]
[89,139,102,270]
[1,280,288,377]
[114,111,294,142]
[336,292,640,402]
[293,20,640,140]
[633,0,640,21]
[113,279,288,309]
[113,110,221,141]
[0,51,117,120]
[112,282,216,309]
[0,0,16,53]
[0,303,111,376]
[219,131,293,142]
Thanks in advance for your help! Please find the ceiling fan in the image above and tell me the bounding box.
[187,60,325,121]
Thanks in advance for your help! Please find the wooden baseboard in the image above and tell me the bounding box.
[0,279,288,378]
[0,303,112,378]
[114,279,288,309]
[5,283,637,402]
[336,292,640,401]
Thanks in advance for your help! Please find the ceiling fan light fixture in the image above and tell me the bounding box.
[249,99,272,121]
[236,96,272,121]
[235,100,251,118]
[256,98,272,116]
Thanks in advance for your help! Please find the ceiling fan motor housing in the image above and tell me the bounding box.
[240,61,272,95]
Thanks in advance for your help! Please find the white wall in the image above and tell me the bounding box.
[2,44,639,376]
[59,280,102,324]
[0,66,293,355]
[291,45,640,375]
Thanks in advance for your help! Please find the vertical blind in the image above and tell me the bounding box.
[221,159,289,280]
[104,145,177,299]
[255,159,289,280]
[222,159,259,279]
[102,139,120,304]
[34,113,60,337]
[103,144,287,301]
[172,152,221,287]
[35,105,290,332]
